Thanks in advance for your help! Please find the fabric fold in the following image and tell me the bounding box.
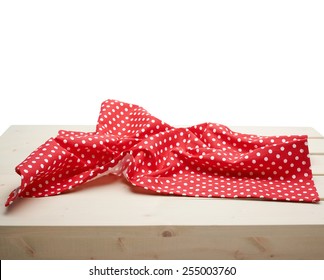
[6,99,319,206]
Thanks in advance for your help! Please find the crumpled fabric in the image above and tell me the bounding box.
[6,99,319,206]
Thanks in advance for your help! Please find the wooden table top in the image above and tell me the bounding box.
[0,125,323,227]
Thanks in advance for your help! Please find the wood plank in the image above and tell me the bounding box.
[308,138,324,154]
[229,126,323,137]
[0,174,323,227]
[314,176,324,191]
[1,226,324,260]
[310,155,324,175]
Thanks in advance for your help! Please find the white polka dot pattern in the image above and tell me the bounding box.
[5,99,319,206]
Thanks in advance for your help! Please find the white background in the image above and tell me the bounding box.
[1,0,324,136]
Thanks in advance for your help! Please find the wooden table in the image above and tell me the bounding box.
[0,125,323,260]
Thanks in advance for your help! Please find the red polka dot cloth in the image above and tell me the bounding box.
[6,99,319,206]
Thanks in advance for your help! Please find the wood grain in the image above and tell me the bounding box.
[1,226,324,260]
